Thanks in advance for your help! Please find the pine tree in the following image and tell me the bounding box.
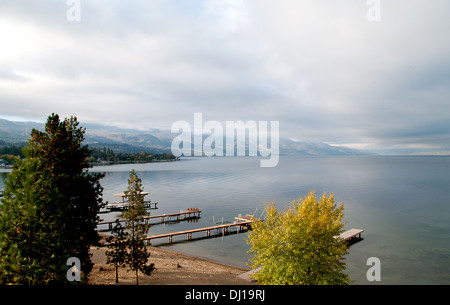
[30,114,105,282]
[122,169,154,285]
[105,220,129,283]
[0,143,61,283]
[0,113,104,284]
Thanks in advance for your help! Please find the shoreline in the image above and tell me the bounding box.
[89,158,179,167]
[89,245,257,285]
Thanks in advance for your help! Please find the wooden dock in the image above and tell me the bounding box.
[144,216,254,244]
[100,208,363,247]
[97,208,201,231]
[142,216,362,245]
[103,192,158,212]
[336,228,364,242]
[103,201,158,212]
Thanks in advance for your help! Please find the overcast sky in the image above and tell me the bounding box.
[1,0,449,154]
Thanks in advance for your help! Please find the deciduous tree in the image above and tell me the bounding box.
[248,191,350,285]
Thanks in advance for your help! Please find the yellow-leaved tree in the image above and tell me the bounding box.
[247,191,350,285]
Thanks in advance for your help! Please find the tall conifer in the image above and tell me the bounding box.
[106,220,129,284]
[0,114,104,284]
[122,170,154,285]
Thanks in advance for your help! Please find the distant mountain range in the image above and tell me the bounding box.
[0,118,371,156]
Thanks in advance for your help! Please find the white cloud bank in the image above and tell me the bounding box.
[0,0,449,154]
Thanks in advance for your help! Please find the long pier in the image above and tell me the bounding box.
[100,208,363,247]
[97,208,201,231]
[145,216,254,244]
[144,223,362,245]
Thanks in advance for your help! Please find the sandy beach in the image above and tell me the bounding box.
[88,245,257,285]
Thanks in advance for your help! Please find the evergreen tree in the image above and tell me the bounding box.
[30,114,104,281]
[105,220,129,284]
[0,113,104,284]
[0,143,63,283]
[122,169,154,285]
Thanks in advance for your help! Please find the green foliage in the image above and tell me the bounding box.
[121,170,154,284]
[247,191,350,285]
[0,113,104,284]
[0,143,177,165]
[0,144,25,165]
[105,220,129,284]
[0,143,62,283]
[88,147,176,163]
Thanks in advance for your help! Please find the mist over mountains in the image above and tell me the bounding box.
[0,118,370,156]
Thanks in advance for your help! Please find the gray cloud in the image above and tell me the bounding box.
[0,0,449,154]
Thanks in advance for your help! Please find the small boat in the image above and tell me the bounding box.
[104,191,158,211]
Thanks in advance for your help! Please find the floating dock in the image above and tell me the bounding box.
[103,192,158,212]
[336,228,364,243]
[98,208,201,231]
[103,201,158,212]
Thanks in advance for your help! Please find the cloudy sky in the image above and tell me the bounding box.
[1,0,449,154]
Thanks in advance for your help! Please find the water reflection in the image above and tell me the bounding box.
[1,156,450,284]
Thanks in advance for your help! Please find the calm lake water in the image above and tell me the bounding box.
[1,156,450,284]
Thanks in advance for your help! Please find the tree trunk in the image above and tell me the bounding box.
[115,261,118,284]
